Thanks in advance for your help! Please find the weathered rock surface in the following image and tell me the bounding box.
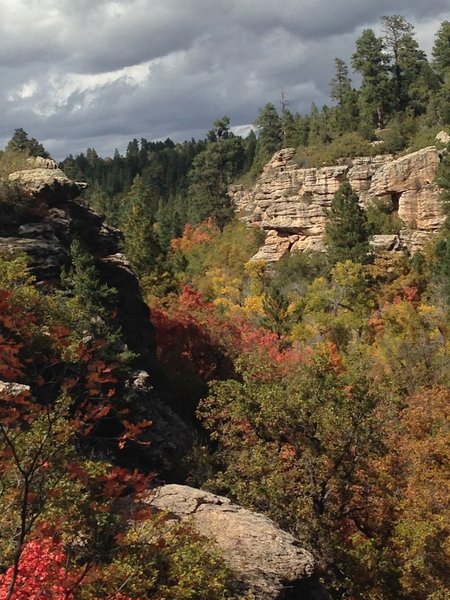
[370,234,401,252]
[148,484,329,599]
[436,130,450,144]
[1,159,191,472]
[0,381,31,397]
[9,167,83,203]
[230,147,445,261]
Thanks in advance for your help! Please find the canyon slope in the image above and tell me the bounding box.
[0,158,326,599]
[230,146,446,261]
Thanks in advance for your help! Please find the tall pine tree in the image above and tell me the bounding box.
[325,181,370,265]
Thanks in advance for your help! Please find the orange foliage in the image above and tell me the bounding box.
[170,220,217,253]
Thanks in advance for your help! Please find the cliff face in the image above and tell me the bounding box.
[1,158,191,472]
[230,146,445,261]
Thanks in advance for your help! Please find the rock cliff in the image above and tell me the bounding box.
[1,159,191,472]
[230,146,445,261]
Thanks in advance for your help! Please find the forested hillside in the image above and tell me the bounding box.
[0,14,449,600]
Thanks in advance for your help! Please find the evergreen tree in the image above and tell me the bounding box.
[432,20,450,80]
[187,125,245,229]
[87,182,121,227]
[62,239,117,318]
[308,102,322,145]
[125,138,140,181]
[428,21,450,125]
[380,15,436,115]
[325,181,370,265]
[293,113,310,146]
[5,128,50,158]
[242,130,257,172]
[352,29,391,129]
[330,58,352,107]
[207,116,232,142]
[427,81,450,126]
[401,39,439,115]
[251,103,282,174]
[381,15,414,111]
[120,175,163,277]
[339,88,360,134]
[261,285,292,339]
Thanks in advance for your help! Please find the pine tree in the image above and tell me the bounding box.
[325,181,370,265]
[432,20,450,80]
[5,128,50,158]
[120,175,162,277]
[352,29,391,129]
[428,21,450,125]
[187,125,245,229]
[330,58,352,107]
[251,103,282,174]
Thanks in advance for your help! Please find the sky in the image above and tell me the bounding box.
[0,0,448,160]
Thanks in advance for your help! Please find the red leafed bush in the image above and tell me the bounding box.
[0,538,71,600]
[152,285,304,384]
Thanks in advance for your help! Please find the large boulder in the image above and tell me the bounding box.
[8,167,83,204]
[148,484,329,599]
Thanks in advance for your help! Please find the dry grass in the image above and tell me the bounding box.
[0,150,30,180]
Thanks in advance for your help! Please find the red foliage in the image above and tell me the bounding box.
[0,538,72,600]
[393,285,420,306]
[151,285,304,383]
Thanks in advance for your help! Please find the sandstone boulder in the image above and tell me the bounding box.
[148,484,328,599]
[0,381,31,397]
[370,234,402,252]
[436,130,450,144]
[9,167,82,204]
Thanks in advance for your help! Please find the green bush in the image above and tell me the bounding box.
[295,132,381,167]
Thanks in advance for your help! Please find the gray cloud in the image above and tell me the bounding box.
[0,0,448,159]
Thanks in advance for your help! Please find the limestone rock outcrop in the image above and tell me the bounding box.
[148,484,328,600]
[230,147,445,261]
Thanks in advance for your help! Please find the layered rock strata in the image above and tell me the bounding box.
[230,147,445,261]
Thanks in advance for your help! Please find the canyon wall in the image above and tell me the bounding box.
[230,146,445,261]
[1,158,191,472]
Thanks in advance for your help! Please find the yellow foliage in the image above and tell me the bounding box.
[244,259,268,296]
[242,295,265,317]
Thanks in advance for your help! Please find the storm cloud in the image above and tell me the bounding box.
[0,0,448,158]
